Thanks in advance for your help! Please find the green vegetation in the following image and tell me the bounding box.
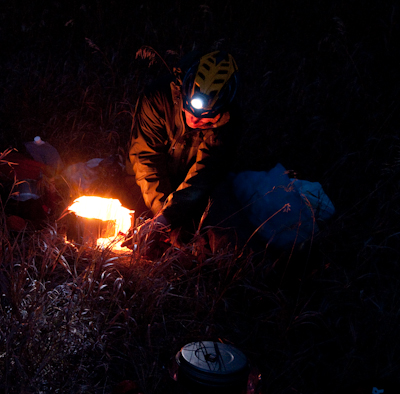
[1,1,399,393]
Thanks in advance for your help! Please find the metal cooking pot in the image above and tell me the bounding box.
[175,341,249,394]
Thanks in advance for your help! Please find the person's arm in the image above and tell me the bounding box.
[161,128,229,226]
[129,93,173,215]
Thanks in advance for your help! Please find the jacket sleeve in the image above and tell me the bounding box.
[161,128,229,226]
[129,93,173,215]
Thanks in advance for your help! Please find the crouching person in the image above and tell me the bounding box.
[122,51,242,254]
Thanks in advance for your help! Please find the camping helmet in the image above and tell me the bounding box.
[182,51,238,118]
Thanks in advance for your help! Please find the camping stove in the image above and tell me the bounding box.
[66,214,117,247]
[65,196,134,249]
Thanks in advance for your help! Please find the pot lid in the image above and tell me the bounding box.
[177,341,248,376]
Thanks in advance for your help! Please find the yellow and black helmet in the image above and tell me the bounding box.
[182,51,238,118]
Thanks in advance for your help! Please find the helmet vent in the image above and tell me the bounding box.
[182,51,238,118]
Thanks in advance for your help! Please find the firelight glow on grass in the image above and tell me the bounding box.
[68,196,134,250]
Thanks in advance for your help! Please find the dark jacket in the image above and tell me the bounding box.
[129,76,240,227]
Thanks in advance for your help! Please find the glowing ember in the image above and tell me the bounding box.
[68,196,134,250]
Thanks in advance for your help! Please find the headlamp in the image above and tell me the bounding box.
[188,93,210,115]
[191,97,204,110]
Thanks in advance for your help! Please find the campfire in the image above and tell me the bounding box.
[67,196,134,251]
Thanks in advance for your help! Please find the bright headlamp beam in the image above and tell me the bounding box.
[191,98,204,110]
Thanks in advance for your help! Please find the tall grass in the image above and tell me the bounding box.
[1,0,400,393]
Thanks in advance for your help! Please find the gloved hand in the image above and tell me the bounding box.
[121,214,170,257]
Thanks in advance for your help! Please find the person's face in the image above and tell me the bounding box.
[184,110,221,129]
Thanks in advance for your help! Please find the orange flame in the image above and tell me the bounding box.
[68,196,134,250]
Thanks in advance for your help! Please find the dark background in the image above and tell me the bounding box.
[1,0,399,245]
